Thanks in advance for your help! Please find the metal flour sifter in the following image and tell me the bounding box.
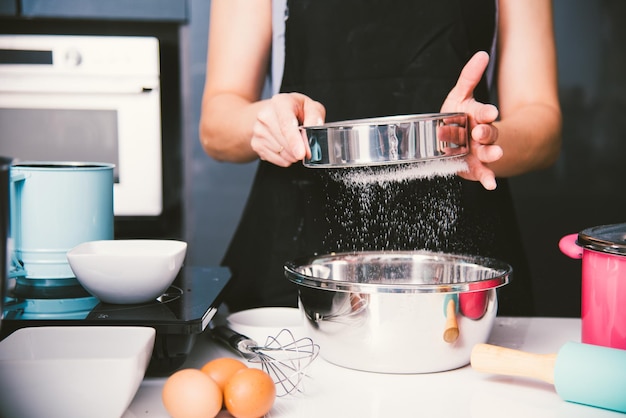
[300,112,469,169]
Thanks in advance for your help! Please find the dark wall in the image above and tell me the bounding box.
[511,0,626,317]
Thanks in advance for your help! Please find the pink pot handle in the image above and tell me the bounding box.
[559,233,583,259]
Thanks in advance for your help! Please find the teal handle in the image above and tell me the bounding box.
[554,341,626,413]
[10,173,25,182]
[443,294,458,316]
[9,172,26,278]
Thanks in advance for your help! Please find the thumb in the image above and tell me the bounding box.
[443,51,490,108]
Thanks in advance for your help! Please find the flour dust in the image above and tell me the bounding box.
[321,158,467,253]
[328,158,468,187]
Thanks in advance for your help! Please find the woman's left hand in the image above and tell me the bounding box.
[441,51,502,190]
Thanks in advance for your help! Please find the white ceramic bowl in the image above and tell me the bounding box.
[226,307,308,344]
[67,239,187,304]
[0,326,155,418]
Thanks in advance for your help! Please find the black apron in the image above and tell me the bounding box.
[221,0,534,316]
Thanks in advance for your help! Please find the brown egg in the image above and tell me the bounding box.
[224,368,276,418]
[162,368,222,418]
[201,357,248,392]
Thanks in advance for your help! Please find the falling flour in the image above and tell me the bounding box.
[321,157,468,253]
[328,157,468,187]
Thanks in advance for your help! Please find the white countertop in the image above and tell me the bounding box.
[124,317,623,418]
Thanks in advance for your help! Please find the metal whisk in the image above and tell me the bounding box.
[211,325,320,396]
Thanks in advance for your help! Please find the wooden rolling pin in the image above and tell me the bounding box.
[471,342,626,414]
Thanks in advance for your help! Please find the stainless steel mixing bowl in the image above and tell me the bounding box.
[284,251,511,373]
[301,113,468,168]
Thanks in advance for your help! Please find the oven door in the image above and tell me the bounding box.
[0,35,163,217]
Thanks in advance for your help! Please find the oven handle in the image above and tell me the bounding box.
[0,76,159,95]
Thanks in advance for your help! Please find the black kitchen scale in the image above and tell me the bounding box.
[0,265,231,376]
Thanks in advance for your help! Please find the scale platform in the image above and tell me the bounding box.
[1,266,231,376]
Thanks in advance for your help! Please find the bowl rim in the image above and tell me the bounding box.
[67,239,187,257]
[0,326,156,362]
[226,307,302,328]
[284,250,511,294]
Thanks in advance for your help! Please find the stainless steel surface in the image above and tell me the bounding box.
[211,325,320,396]
[302,113,468,168]
[284,251,511,373]
[577,223,626,256]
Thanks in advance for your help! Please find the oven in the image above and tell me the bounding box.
[0,34,163,218]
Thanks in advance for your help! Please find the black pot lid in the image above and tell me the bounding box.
[578,223,626,256]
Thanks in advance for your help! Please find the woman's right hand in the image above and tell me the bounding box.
[251,93,326,167]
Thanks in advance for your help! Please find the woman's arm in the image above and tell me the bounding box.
[199,0,325,166]
[443,0,561,189]
[491,0,562,176]
[199,0,273,163]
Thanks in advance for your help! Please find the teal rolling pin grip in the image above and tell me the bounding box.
[554,341,626,414]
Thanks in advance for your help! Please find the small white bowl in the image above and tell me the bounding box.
[67,239,187,304]
[0,326,155,418]
[226,307,308,344]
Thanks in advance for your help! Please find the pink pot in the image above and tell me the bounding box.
[559,223,626,350]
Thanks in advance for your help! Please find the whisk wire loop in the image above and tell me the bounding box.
[212,326,320,397]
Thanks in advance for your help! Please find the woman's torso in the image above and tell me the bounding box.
[222,0,534,315]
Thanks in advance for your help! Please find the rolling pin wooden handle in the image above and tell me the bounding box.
[443,298,459,343]
[471,343,557,385]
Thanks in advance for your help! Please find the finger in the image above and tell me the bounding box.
[295,97,325,159]
[251,117,292,162]
[473,143,503,163]
[478,170,497,191]
[256,100,301,161]
[443,51,490,110]
[255,106,288,147]
[252,138,293,167]
[299,128,312,159]
[272,150,293,167]
[279,117,301,160]
[268,94,318,160]
[251,112,277,146]
[453,51,489,101]
[459,159,498,191]
[465,103,498,126]
[471,123,499,145]
[250,136,277,162]
[302,98,325,127]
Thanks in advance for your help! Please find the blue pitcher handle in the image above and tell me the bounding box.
[9,172,26,278]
